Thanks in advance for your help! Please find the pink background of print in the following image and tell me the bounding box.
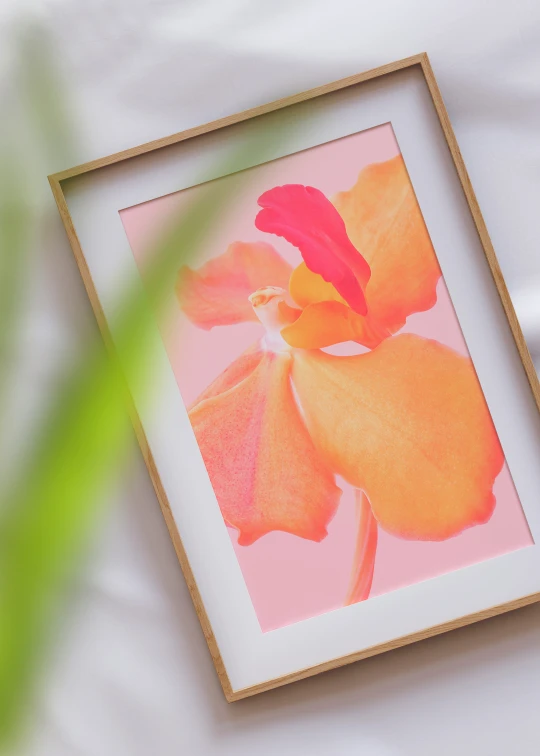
[120,123,533,632]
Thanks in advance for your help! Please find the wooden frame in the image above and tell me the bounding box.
[49,53,540,702]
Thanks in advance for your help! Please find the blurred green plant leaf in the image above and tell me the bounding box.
[0,26,286,748]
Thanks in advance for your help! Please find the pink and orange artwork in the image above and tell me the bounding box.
[121,124,532,632]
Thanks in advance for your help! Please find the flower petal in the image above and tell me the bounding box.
[255,185,371,315]
[333,155,441,336]
[287,261,391,349]
[177,241,292,329]
[345,490,378,605]
[281,300,388,350]
[281,301,355,349]
[292,335,504,541]
[189,343,264,409]
[189,351,341,545]
[289,261,345,309]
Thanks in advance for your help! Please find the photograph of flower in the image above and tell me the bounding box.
[120,123,532,632]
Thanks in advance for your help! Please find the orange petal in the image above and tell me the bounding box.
[287,261,398,349]
[333,156,442,338]
[189,351,341,545]
[292,335,504,541]
[345,490,378,605]
[177,241,292,329]
[281,300,387,350]
[289,261,346,309]
[282,301,355,349]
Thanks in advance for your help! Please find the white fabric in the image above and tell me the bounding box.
[3,0,540,753]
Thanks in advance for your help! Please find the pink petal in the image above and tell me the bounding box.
[255,185,371,315]
[177,241,293,329]
[189,351,341,545]
[188,343,264,409]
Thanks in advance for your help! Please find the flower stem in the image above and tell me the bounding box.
[345,490,378,605]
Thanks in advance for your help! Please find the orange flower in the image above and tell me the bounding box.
[177,155,504,602]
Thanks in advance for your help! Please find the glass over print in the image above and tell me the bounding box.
[120,123,532,632]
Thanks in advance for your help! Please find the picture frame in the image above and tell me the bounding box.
[49,53,540,702]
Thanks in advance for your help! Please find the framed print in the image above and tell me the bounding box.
[49,53,540,702]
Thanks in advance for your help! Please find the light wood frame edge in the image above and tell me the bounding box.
[48,53,540,704]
